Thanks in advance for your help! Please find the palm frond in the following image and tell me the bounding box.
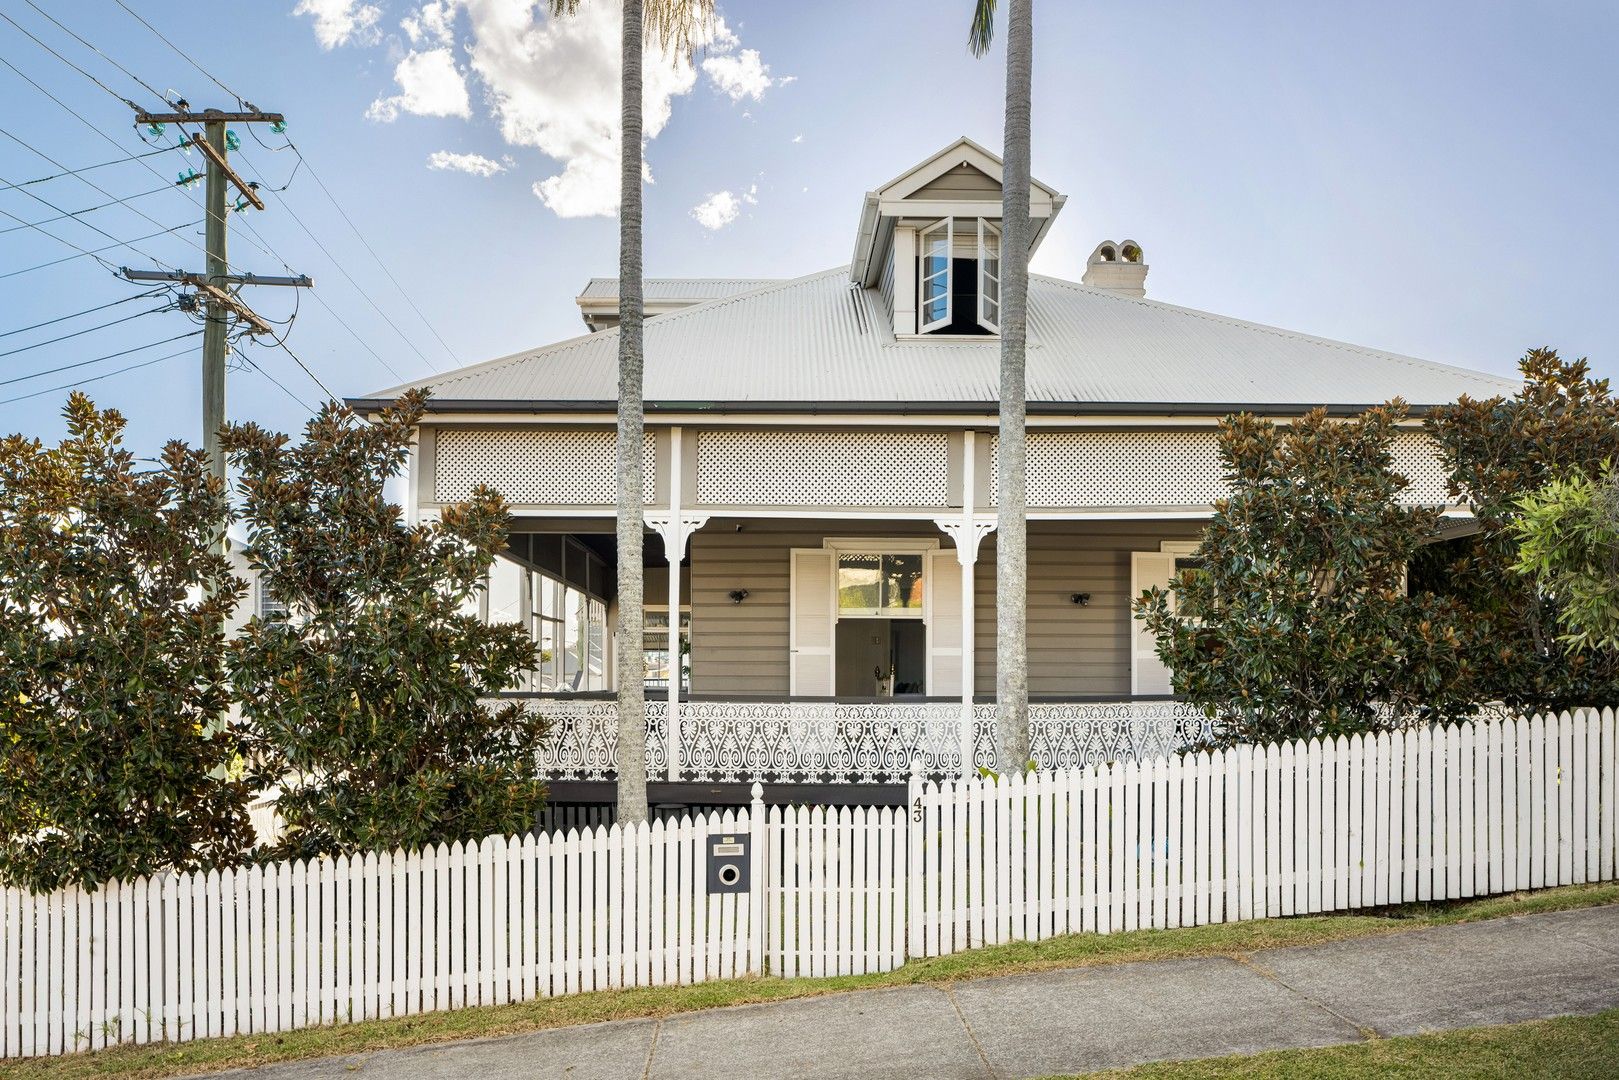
[547,0,580,16]
[968,0,998,57]
[646,0,717,61]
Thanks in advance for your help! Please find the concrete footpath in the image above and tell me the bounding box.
[215,905,1619,1080]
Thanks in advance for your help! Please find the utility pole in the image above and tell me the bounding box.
[201,116,228,483]
[123,106,309,489]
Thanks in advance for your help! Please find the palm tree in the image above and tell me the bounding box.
[551,0,713,825]
[970,0,1033,773]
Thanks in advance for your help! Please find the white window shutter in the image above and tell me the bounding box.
[1130,551,1177,696]
[976,218,1000,332]
[918,218,953,332]
[789,548,835,696]
[925,549,962,696]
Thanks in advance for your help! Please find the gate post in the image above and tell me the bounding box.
[748,781,766,975]
[907,755,924,961]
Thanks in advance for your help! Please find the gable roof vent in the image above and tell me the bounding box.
[1081,239,1148,298]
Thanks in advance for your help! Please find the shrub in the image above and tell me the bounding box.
[223,390,546,858]
[1135,403,1475,746]
[0,395,252,892]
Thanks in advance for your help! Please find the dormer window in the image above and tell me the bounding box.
[919,219,953,331]
[978,219,1000,331]
[916,217,1001,336]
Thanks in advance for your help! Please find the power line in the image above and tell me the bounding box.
[0,289,166,339]
[112,0,243,105]
[0,193,172,274]
[0,114,194,271]
[0,183,172,235]
[0,221,198,281]
[0,305,168,358]
[0,331,201,388]
[233,154,435,378]
[0,146,169,192]
[231,343,313,413]
[245,145,458,370]
[20,0,173,109]
[0,10,141,111]
[0,343,197,406]
[260,337,342,404]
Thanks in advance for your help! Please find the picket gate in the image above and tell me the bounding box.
[2,709,1617,1059]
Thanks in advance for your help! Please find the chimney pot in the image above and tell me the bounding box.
[1082,239,1148,297]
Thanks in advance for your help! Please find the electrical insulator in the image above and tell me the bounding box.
[146,123,165,138]
[270,120,286,135]
[226,130,241,152]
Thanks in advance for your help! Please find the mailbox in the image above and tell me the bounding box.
[707,832,750,894]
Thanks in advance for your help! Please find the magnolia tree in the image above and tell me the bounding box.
[1135,404,1476,746]
[1422,349,1619,708]
[0,395,253,892]
[223,390,545,859]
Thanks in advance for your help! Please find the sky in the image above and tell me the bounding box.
[1,1,1616,459]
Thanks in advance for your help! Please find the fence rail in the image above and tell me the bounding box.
[3,708,1615,1060]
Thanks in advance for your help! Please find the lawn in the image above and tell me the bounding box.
[1073,1006,1619,1078]
[3,882,1615,1079]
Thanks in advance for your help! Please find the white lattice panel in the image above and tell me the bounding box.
[1390,431,1453,506]
[696,430,950,506]
[991,430,1457,509]
[435,429,656,505]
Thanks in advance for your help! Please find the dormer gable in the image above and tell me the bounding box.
[851,137,1065,338]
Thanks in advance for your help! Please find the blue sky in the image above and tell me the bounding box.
[1,1,1615,457]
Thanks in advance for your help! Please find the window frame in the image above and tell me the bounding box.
[917,218,953,333]
[643,604,692,692]
[976,218,1001,332]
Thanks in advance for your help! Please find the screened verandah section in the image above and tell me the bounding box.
[482,519,1214,786]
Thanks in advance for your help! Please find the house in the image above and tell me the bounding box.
[350,137,1516,798]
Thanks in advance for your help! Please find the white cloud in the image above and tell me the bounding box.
[295,0,382,49]
[341,2,772,218]
[427,150,507,176]
[461,0,735,218]
[691,191,741,230]
[401,1,458,45]
[791,133,803,143]
[701,48,775,102]
[742,182,758,205]
[367,48,472,122]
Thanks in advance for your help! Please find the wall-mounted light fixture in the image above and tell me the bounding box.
[1070,592,1091,606]
[728,589,750,605]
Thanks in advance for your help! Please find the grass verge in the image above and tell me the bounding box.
[1071,1006,1619,1078]
[5,882,1615,1079]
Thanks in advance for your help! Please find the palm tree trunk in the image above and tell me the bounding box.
[615,0,649,825]
[995,0,1033,772]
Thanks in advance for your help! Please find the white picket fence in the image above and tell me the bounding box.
[2,709,1616,1060]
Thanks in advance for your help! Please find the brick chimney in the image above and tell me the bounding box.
[1081,239,1148,297]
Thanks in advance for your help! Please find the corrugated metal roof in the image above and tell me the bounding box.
[365,268,1517,412]
[577,277,779,302]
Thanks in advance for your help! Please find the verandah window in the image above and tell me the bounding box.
[837,553,924,616]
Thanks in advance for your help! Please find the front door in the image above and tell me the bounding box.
[791,541,948,698]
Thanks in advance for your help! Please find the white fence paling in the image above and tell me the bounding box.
[3,709,1618,1060]
[905,710,1618,952]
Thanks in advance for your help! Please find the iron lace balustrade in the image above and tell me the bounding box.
[497,694,1217,785]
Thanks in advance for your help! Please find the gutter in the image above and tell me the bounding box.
[344,397,1455,419]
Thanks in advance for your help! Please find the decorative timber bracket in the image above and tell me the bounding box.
[934,515,997,566]
[645,513,711,562]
